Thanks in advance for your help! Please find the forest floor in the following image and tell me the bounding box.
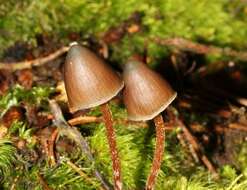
[1,1,247,190]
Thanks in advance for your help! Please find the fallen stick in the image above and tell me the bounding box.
[154,37,247,61]
[68,115,148,127]
[228,123,247,131]
[177,132,200,163]
[48,128,59,166]
[0,46,69,71]
[68,116,103,125]
[167,107,218,178]
[214,124,247,134]
[68,115,176,131]
[2,37,246,72]
[49,100,112,190]
[177,119,219,178]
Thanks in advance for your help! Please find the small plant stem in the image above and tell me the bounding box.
[228,123,247,131]
[167,107,219,178]
[178,120,218,178]
[100,103,122,190]
[68,116,103,125]
[48,128,59,166]
[49,100,112,190]
[146,114,165,190]
[0,46,69,71]
[154,37,247,62]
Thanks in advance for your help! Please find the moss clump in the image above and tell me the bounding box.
[1,1,247,60]
[0,86,247,189]
[1,1,247,189]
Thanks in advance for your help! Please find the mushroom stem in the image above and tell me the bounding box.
[146,114,165,190]
[100,103,122,190]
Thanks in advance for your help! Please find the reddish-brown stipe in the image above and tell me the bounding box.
[146,114,165,190]
[122,60,177,190]
[101,103,122,190]
[63,44,124,189]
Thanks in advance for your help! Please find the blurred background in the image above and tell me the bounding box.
[0,1,247,190]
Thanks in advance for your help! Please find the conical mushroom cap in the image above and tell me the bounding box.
[123,60,177,121]
[64,44,124,113]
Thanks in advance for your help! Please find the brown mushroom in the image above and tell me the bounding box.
[123,60,177,190]
[64,43,124,190]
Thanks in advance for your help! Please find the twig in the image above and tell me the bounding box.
[37,173,53,190]
[177,119,218,178]
[187,142,200,163]
[228,123,247,131]
[67,161,104,190]
[176,133,187,148]
[167,109,199,162]
[49,100,112,190]
[154,37,247,61]
[0,46,69,71]
[68,115,146,127]
[167,107,218,178]
[115,118,149,128]
[68,115,176,131]
[68,116,103,125]
[48,128,59,166]
[178,121,200,152]
[214,124,247,134]
[177,132,200,163]
[43,139,50,162]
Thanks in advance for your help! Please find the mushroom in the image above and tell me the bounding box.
[123,60,177,190]
[64,43,124,190]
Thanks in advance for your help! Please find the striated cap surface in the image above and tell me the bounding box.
[64,44,124,113]
[123,60,177,121]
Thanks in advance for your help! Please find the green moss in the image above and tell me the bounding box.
[1,1,247,61]
[0,85,54,115]
[1,86,247,189]
[1,1,247,189]
[0,139,16,180]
